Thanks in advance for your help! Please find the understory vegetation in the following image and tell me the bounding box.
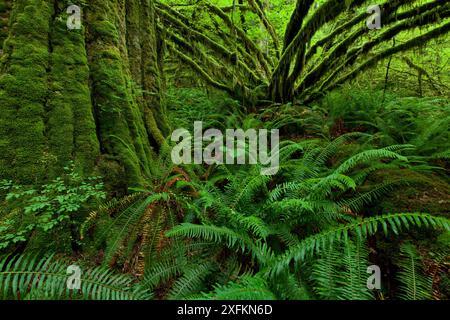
[0,0,449,300]
[1,88,449,300]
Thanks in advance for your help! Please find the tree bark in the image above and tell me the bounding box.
[0,0,167,188]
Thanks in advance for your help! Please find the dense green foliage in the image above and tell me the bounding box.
[0,0,448,301]
[2,88,448,300]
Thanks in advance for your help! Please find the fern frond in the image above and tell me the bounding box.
[168,262,214,299]
[335,149,408,174]
[0,254,149,300]
[270,213,449,277]
[200,275,276,300]
[311,133,370,168]
[340,180,405,213]
[397,243,433,300]
[101,192,170,264]
[166,223,274,265]
[338,240,374,300]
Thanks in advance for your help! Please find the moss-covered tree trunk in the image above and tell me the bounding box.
[0,0,168,188]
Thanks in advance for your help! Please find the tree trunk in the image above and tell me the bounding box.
[0,0,168,188]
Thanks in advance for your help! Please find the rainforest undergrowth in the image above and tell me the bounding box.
[0,0,448,301]
[1,88,448,300]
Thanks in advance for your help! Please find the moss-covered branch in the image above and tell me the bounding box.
[296,2,449,95]
[270,0,367,101]
[202,2,273,76]
[166,42,233,95]
[304,0,417,63]
[283,0,315,49]
[159,20,261,86]
[303,21,450,103]
[247,0,280,58]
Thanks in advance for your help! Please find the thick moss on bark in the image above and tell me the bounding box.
[0,0,168,188]
[0,0,52,182]
[86,0,152,186]
[0,0,11,49]
[47,2,99,177]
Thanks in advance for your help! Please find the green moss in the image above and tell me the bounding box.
[91,20,120,46]
[86,0,160,186]
[373,170,450,216]
[140,0,170,140]
[0,0,52,183]
[0,0,11,47]
[0,0,168,188]
[46,6,99,177]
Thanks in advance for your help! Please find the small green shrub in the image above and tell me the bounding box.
[0,163,106,251]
